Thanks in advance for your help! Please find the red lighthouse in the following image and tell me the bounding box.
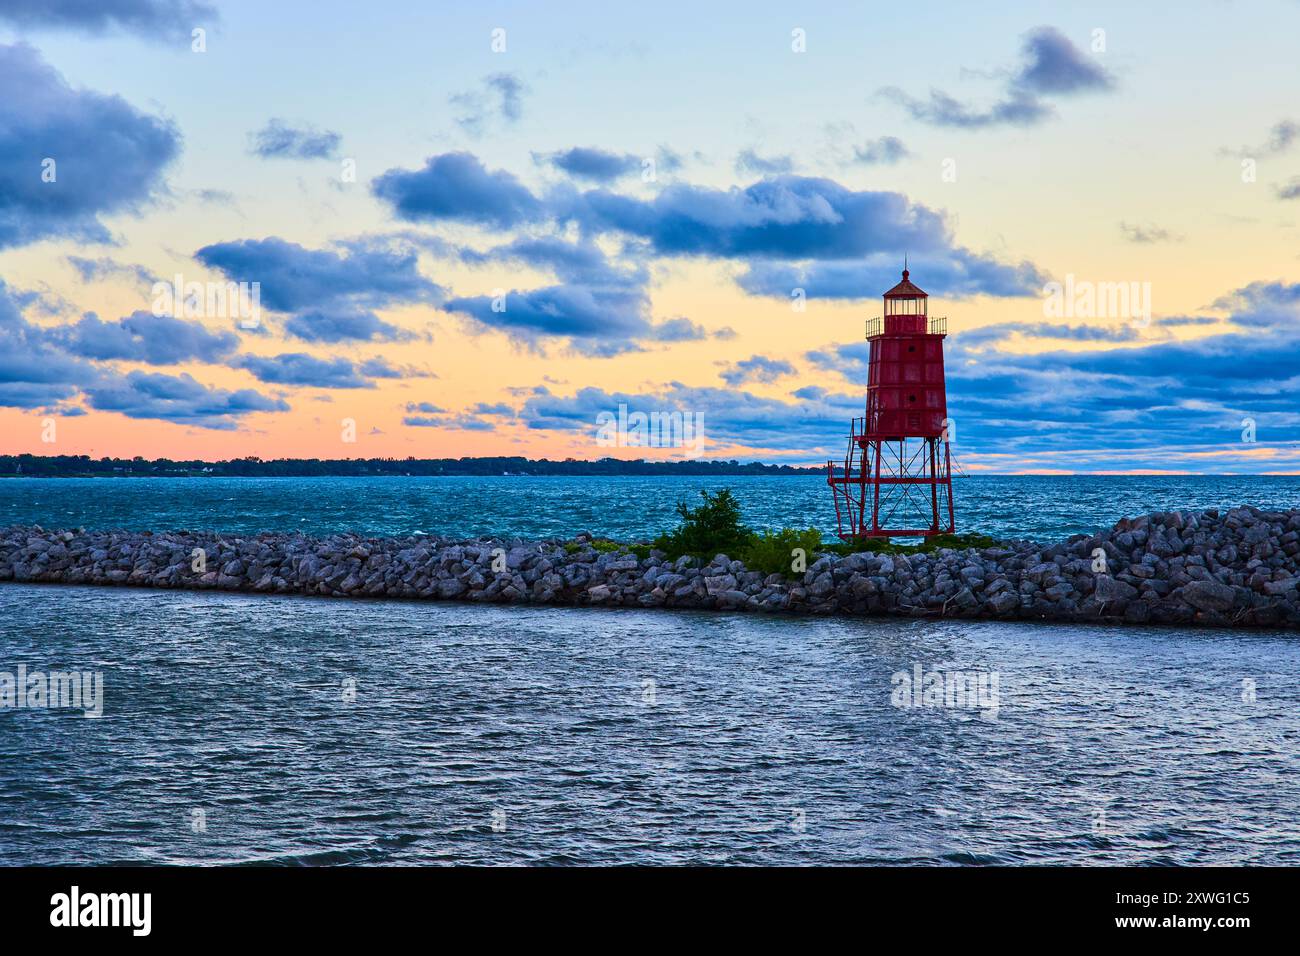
[827,268,955,539]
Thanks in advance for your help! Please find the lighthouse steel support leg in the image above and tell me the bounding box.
[944,441,955,534]
[871,440,882,536]
[929,438,940,533]
[853,442,866,539]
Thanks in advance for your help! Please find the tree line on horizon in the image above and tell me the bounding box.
[0,454,822,478]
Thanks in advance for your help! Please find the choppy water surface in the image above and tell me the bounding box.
[3,474,1299,542]
[2,584,1297,865]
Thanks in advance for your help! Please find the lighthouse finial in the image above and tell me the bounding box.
[903,254,908,280]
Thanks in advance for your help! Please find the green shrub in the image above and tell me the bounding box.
[821,531,1001,556]
[567,487,998,568]
[917,532,1000,553]
[564,538,650,559]
[822,536,895,556]
[651,488,753,560]
[740,527,822,578]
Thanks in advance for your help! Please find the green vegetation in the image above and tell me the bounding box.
[569,490,999,570]
[821,537,894,556]
[564,538,652,560]
[591,538,651,559]
[915,532,1001,552]
[647,488,999,566]
[739,528,823,578]
[823,531,1001,556]
[651,489,753,561]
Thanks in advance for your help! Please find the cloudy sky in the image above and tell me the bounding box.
[2,0,1298,473]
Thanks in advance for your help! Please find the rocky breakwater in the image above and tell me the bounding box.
[2,506,1299,629]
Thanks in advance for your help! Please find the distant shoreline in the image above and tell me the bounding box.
[0,473,827,479]
[0,470,827,479]
[3,471,1298,480]
[0,454,822,479]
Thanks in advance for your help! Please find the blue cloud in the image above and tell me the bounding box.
[86,370,287,430]
[655,145,685,173]
[284,309,406,344]
[403,411,496,431]
[739,254,1047,301]
[459,235,612,284]
[1224,119,1300,158]
[735,149,795,175]
[66,255,154,285]
[852,136,910,165]
[0,333,97,408]
[0,43,179,249]
[372,154,1051,323]
[881,26,1112,130]
[248,119,341,160]
[449,237,654,354]
[53,310,239,364]
[0,279,112,408]
[719,355,796,386]
[471,402,514,415]
[880,87,1052,129]
[652,317,710,342]
[194,236,439,341]
[0,0,216,41]
[1120,222,1181,244]
[1211,281,1300,329]
[445,283,648,355]
[359,357,403,378]
[397,400,492,432]
[0,279,286,428]
[948,321,1140,350]
[486,74,524,120]
[571,175,1042,299]
[574,176,951,259]
[450,73,525,135]
[1015,26,1114,95]
[371,152,544,227]
[1275,178,1300,201]
[543,147,640,182]
[1154,316,1220,329]
[234,353,378,389]
[516,383,857,454]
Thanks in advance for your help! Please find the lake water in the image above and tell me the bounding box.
[2,476,1299,865]
[1,585,1297,865]
[2,474,1299,542]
